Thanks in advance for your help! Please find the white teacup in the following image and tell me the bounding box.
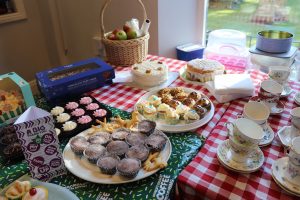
[228,136,257,163]
[291,107,300,130]
[258,80,283,103]
[285,137,300,186]
[242,102,270,125]
[226,118,264,147]
[268,66,290,85]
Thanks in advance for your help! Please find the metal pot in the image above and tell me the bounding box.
[256,30,293,53]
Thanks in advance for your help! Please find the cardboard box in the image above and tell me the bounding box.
[0,72,36,126]
[36,58,115,104]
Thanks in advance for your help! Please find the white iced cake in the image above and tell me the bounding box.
[131,60,168,87]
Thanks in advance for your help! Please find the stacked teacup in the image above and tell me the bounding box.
[290,107,300,137]
[226,117,264,163]
[284,136,300,187]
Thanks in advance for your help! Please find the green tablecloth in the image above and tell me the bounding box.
[0,101,203,200]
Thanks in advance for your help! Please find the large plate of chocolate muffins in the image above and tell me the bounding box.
[62,120,172,184]
[135,87,214,133]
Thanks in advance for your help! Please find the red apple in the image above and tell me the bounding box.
[112,28,121,35]
[123,24,131,33]
[107,33,117,40]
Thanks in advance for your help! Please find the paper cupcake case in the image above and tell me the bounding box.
[0,104,25,124]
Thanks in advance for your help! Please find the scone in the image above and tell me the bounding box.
[131,60,168,87]
[185,59,225,82]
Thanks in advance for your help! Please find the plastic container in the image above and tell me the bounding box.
[204,29,250,70]
[250,46,297,73]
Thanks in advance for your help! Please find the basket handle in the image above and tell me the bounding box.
[100,0,148,38]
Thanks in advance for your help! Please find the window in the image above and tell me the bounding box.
[207,0,300,47]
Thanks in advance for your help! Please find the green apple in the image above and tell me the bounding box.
[116,30,127,40]
[127,30,137,39]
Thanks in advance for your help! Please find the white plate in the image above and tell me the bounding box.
[277,126,300,148]
[272,157,300,197]
[0,175,79,200]
[179,66,205,86]
[135,87,215,133]
[63,129,172,184]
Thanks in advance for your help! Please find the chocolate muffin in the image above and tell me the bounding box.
[0,133,18,145]
[145,131,167,152]
[111,129,130,141]
[138,120,156,136]
[117,158,141,178]
[106,141,129,157]
[83,144,106,164]
[97,155,120,175]
[125,145,149,162]
[3,142,24,161]
[69,136,89,156]
[125,132,147,146]
[88,132,111,146]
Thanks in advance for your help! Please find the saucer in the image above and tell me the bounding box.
[259,123,275,147]
[249,96,284,115]
[271,157,300,197]
[217,139,264,173]
[277,126,300,148]
[294,92,300,106]
[281,85,293,98]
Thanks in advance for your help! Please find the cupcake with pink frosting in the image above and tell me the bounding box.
[71,108,85,118]
[65,102,79,111]
[77,115,93,129]
[85,103,100,116]
[79,97,93,105]
[93,109,107,121]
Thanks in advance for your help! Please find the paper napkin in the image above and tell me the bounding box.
[213,74,254,95]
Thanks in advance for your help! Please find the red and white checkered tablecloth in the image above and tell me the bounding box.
[90,55,230,137]
[177,71,300,200]
[90,55,300,199]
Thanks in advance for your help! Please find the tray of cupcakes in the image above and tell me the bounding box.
[135,87,215,133]
[49,96,112,139]
[62,112,171,184]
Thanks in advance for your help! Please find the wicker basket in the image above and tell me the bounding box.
[100,0,150,66]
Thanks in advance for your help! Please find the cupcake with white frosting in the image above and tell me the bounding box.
[148,95,162,107]
[50,106,64,116]
[183,110,200,123]
[142,104,157,121]
[62,121,78,136]
[175,104,190,119]
[165,109,180,125]
[56,113,71,128]
[157,103,171,119]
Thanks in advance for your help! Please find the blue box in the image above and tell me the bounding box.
[176,43,205,61]
[36,58,115,103]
